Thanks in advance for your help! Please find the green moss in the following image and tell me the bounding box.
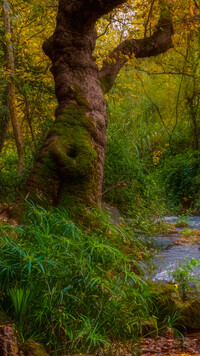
[21,340,49,356]
[150,283,200,331]
[73,84,92,109]
[159,3,172,22]
[51,106,97,180]
[178,300,200,329]
[149,282,179,320]
[55,104,94,132]
[175,220,190,228]
[150,281,178,296]
[33,103,98,207]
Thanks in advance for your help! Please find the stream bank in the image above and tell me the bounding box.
[151,216,200,283]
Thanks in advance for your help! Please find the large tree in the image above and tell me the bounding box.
[25,0,173,208]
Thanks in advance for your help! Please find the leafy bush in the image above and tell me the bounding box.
[103,119,166,223]
[154,152,200,210]
[0,149,33,203]
[0,205,154,353]
[168,258,200,301]
[0,150,22,202]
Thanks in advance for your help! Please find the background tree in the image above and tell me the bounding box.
[0,0,57,202]
[2,0,23,169]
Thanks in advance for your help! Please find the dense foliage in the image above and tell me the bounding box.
[0,205,157,352]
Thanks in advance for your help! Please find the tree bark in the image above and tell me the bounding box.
[99,13,174,93]
[0,86,10,152]
[2,1,23,170]
[188,96,199,150]
[26,0,173,208]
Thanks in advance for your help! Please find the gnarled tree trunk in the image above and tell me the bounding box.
[26,0,173,208]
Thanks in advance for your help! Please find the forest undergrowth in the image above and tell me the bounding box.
[0,203,166,354]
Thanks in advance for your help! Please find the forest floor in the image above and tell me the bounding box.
[126,334,200,355]
[71,333,200,355]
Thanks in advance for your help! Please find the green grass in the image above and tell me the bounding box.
[0,205,155,354]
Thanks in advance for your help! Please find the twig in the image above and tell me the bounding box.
[97,14,113,39]
[144,0,155,38]
[102,182,127,195]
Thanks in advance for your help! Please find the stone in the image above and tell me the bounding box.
[177,299,200,330]
[175,220,190,228]
[150,282,200,331]
[20,340,49,356]
[102,203,122,224]
[0,325,19,356]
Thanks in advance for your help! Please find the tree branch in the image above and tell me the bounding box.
[133,65,197,78]
[60,0,126,23]
[193,0,199,9]
[97,14,113,39]
[144,0,156,38]
[99,8,174,93]
[94,0,126,14]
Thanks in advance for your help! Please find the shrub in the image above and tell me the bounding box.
[103,120,166,224]
[155,152,200,210]
[0,149,33,203]
[168,258,200,301]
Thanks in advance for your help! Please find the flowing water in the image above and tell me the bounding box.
[151,216,200,282]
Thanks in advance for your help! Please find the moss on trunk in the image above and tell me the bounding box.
[26,104,98,208]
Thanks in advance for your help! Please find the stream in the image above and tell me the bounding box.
[150,216,200,282]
